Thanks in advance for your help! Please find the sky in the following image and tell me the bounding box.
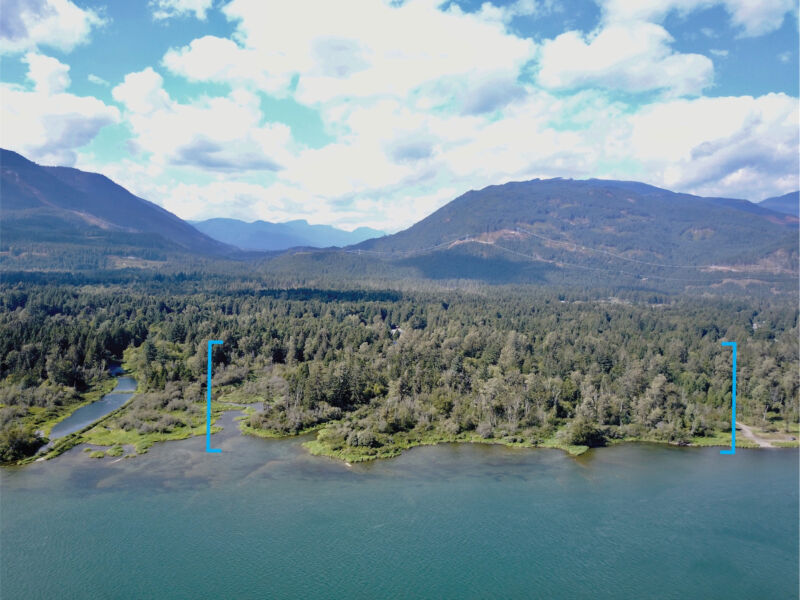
[1,0,798,232]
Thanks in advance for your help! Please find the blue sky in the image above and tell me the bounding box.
[1,0,797,231]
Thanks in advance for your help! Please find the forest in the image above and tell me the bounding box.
[0,279,797,463]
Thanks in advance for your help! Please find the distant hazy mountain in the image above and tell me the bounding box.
[759,191,799,218]
[1,149,231,258]
[192,217,385,250]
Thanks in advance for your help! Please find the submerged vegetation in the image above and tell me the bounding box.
[0,281,797,464]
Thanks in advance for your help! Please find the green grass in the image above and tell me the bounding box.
[539,438,591,456]
[772,441,800,448]
[298,421,781,464]
[106,445,124,457]
[88,450,105,459]
[217,389,265,404]
[689,431,732,447]
[301,425,592,463]
[688,431,758,449]
[82,422,215,454]
[239,420,324,440]
[78,402,243,455]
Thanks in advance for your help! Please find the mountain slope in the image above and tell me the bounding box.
[192,217,384,250]
[760,191,799,218]
[1,149,232,263]
[333,178,797,287]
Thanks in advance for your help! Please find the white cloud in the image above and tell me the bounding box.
[56,0,797,230]
[475,0,550,23]
[150,0,213,21]
[599,0,795,38]
[111,67,293,172]
[163,0,535,104]
[162,36,282,92]
[87,73,110,86]
[23,52,70,94]
[88,75,799,230]
[537,22,713,96]
[112,67,171,114]
[625,93,799,199]
[0,0,104,55]
[709,49,729,57]
[1,54,119,165]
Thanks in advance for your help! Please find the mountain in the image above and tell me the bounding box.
[275,177,797,289]
[1,149,232,268]
[759,191,799,218]
[192,217,385,250]
[2,148,796,293]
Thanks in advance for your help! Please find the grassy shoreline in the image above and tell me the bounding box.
[20,412,798,467]
[243,418,799,463]
[18,367,797,465]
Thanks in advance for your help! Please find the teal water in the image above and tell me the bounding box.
[48,376,137,440]
[2,413,798,600]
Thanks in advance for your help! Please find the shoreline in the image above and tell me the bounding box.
[11,409,797,469]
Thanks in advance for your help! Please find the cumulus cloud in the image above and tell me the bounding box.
[23,52,70,94]
[599,0,796,38]
[162,36,280,91]
[88,81,799,229]
[625,93,799,199]
[58,0,797,230]
[0,0,104,55]
[112,67,171,114]
[537,22,713,96]
[1,54,118,165]
[150,0,213,21]
[111,67,293,172]
[163,0,535,104]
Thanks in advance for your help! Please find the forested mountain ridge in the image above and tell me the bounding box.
[312,178,798,288]
[0,149,233,266]
[1,149,797,293]
[355,178,797,260]
[192,217,385,250]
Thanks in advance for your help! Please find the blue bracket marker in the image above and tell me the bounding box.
[206,340,223,453]
[720,341,737,455]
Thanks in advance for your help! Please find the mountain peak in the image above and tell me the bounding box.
[350,176,797,285]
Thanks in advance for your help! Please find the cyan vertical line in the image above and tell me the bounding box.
[206,340,223,453]
[720,341,736,455]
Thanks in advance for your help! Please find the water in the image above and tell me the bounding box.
[2,413,798,599]
[47,376,137,440]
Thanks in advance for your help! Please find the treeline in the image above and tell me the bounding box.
[0,283,797,462]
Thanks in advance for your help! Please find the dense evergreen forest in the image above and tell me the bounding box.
[0,278,797,463]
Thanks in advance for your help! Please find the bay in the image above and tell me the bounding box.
[2,413,797,600]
